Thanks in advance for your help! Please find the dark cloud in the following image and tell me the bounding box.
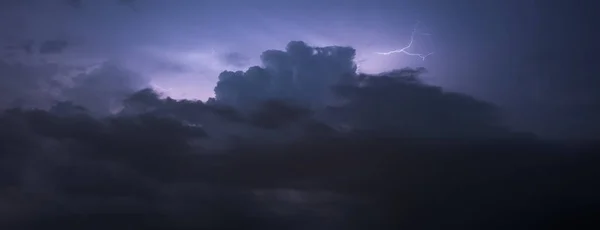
[3,39,71,57]
[1,41,599,229]
[64,0,83,9]
[2,40,34,55]
[0,106,598,229]
[222,52,251,68]
[118,87,325,147]
[213,41,517,139]
[327,69,515,138]
[22,40,34,54]
[39,40,69,54]
[215,41,357,110]
[63,0,138,10]
[0,60,65,109]
[248,100,312,129]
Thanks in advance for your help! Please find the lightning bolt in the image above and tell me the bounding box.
[375,21,434,61]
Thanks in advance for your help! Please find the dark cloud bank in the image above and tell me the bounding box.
[1,41,599,229]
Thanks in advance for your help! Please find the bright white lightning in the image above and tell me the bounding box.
[375,21,434,61]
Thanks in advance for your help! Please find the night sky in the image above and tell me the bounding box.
[0,1,599,229]
[1,0,598,138]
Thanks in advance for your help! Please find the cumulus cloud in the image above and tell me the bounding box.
[61,62,149,115]
[213,41,521,138]
[215,41,357,110]
[0,41,599,229]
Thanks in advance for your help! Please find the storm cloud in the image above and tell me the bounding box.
[1,0,599,226]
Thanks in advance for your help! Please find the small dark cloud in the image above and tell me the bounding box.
[118,0,138,11]
[2,40,34,55]
[21,40,34,54]
[39,40,69,54]
[222,52,251,68]
[64,0,137,9]
[64,0,83,8]
[49,101,88,116]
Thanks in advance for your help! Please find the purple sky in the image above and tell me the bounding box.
[1,0,597,108]
[1,0,471,101]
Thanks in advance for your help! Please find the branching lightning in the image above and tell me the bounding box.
[375,21,434,61]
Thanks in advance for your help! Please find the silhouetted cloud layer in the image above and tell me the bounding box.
[0,41,598,229]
